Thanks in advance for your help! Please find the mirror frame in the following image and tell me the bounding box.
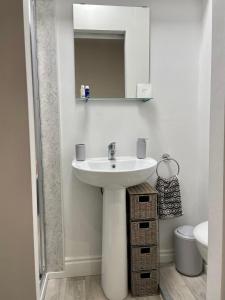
[73,1,152,102]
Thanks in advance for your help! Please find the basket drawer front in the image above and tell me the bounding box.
[131,246,158,271]
[131,270,159,297]
[130,194,157,220]
[130,220,158,246]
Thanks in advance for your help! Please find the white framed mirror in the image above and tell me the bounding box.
[73,4,151,101]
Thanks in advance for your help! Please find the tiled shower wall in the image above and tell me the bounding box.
[36,0,64,271]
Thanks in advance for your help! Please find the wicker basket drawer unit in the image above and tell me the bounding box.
[130,220,158,246]
[130,194,157,220]
[131,270,159,296]
[127,182,159,297]
[131,245,158,271]
[127,183,158,221]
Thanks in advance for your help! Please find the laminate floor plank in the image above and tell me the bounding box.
[160,265,196,300]
[160,264,207,300]
[85,276,107,300]
[64,277,86,300]
[44,278,65,300]
[45,268,205,300]
[45,277,85,300]
[45,275,162,300]
[181,272,206,299]
[126,294,162,300]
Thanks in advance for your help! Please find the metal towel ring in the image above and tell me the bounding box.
[156,153,180,177]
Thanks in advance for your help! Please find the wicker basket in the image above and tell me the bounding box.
[131,270,159,296]
[130,220,158,246]
[130,194,157,220]
[131,246,158,271]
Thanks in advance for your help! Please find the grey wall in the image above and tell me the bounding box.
[0,0,37,299]
[36,0,64,271]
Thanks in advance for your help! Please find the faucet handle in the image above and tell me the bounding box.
[108,142,116,160]
[108,142,116,149]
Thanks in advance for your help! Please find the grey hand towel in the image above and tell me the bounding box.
[155,176,183,219]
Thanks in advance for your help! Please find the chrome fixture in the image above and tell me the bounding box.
[156,153,180,178]
[108,142,116,160]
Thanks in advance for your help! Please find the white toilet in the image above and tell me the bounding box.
[193,221,208,263]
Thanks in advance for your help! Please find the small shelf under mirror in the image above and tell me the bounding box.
[77,98,153,102]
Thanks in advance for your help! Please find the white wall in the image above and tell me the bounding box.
[73,4,150,98]
[55,0,211,271]
[197,0,212,224]
[150,0,209,256]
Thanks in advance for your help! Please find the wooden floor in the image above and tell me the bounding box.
[44,266,206,300]
[160,264,207,300]
[44,275,162,300]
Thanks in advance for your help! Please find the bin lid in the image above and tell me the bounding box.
[175,225,195,239]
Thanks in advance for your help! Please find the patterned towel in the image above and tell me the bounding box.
[155,176,183,219]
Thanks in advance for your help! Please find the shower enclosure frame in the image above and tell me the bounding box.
[28,0,47,285]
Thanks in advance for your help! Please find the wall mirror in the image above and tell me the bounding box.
[73,4,151,101]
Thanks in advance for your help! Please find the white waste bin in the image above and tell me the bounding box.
[174,225,203,276]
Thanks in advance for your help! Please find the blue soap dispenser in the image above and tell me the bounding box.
[85,85,90,99]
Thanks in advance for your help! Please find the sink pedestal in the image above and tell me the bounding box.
[101,188,128,300]
[72,157,157,299]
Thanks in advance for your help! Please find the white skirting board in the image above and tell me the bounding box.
[45,256,102,280]
[159,249,174,264]
[65,256,102,277]
[46,250,174,279]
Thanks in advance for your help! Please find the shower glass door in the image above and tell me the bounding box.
[29,0,47,283]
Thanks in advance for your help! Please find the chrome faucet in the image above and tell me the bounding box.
[108,142,116,160]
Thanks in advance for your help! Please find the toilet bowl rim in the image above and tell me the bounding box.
[193,221,208,247]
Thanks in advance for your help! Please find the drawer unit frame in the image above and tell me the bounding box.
[127,182,159,297]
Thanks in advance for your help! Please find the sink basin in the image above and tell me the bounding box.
[72,156,157,188]
[72,156,157,300]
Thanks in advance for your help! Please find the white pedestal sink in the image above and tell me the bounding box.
[72,156,157,300]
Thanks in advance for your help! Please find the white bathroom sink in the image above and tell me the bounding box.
[72,156,157,300]
[72,156,157,189]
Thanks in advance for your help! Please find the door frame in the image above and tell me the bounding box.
[207,0,225,299]
[23,0,41,298]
